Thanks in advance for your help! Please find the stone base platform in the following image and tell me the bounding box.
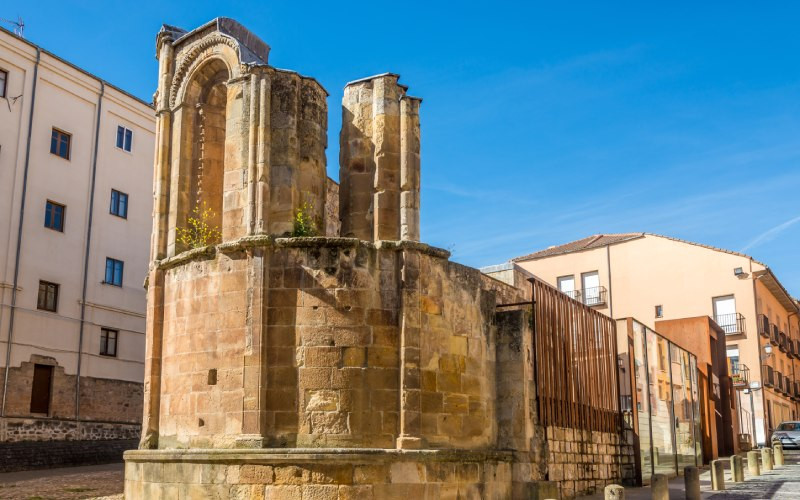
[123,448,519,499]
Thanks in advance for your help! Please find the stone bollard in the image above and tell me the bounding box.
[711,459,726,490]
[730,455,744,482]
[774,443,785,466]
[747,450,761,476]
[651,473,669,500]
[604,484,625,500]
[762,447,774,471]
[684,466,701,500]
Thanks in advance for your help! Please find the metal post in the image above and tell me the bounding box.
[750,391,757,448]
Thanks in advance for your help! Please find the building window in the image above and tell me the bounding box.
[30,364,53,414]
[557,275,576,299]
[37,281,59,312]
[116,125,133,152]
[44,201,66,232]
[110,189,129,218]
[104,258,124,286]
[50,128,71,160]
[655,305,663,318]
[100,328,118,357]
[0,69,7,98]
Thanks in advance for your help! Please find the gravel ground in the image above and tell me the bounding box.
[0,463,123,500]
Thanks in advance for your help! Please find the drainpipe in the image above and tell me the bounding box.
[1,47,41,417]
[75,81,104,420]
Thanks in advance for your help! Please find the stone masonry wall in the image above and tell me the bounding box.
[0,355,142,424]
[546,426,635,498]
[1,438,137,473]
[125,450,513,499]
[0,417,140,443]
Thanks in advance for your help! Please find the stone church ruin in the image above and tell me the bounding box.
[123,18,633,499]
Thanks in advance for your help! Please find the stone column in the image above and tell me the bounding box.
[254,74,271,233]
[397,249,422,449]
[139,268,165,449]
[340,74,419,242]
[604,484,624,500]
[731,455,744,482]
[774,443,785,466]
[400,96,421,241]
[238,248,269,447]
[650,473,668,500]
[246,73,259,234]
[151,34,175,261]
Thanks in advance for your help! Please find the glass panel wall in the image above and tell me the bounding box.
[628,319,702,482]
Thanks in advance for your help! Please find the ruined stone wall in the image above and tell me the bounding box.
[325,178,340,237]
[0,356,142,424]
[153,238,498,451]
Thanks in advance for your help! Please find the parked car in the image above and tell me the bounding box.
[771,421,800,448]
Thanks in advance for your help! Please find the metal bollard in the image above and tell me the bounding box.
[762,447,774,471]
[604,484,625,500]
[774,443,785,466]
[684,466,701,500]
[651,473,669,500]
[730,455,744,482]
[747,450,761,476]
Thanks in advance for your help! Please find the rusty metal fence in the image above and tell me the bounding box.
[531,276,620,433]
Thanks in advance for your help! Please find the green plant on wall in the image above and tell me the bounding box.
[176,202,221,249]
[291,202,318,237]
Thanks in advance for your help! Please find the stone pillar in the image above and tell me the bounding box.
[711,459,725,490]
[340,74,421,242]
[731,455,744,482]
[246,73,259,234]
[604,484,624,500]
[762,447,773,471]
[747,450,761,476]
[400,96,421,241]
[254,75,271,233]
[684,466,700,499]
[650,473,668,500]
[139,268,165,449]
[151,31,175,261]
[397,249,422,449]
[774,443,785,466]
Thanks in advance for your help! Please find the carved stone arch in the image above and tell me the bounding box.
[170,35,242,108]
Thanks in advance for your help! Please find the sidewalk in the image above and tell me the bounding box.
[579,450,800,499]
[0,463,123,500]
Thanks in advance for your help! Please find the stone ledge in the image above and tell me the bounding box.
[155,237,451,271]
[124,448,512,464]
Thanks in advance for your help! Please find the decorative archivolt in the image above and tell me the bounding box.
[169,34,243,108]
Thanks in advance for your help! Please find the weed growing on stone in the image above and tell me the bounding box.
[291,202,318,237]
[177,202,221,249]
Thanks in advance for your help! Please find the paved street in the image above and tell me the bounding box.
[0,463,123,500]
[581,450,800,499]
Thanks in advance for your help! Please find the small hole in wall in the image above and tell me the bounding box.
[312,305,319,310]
[344,250,351,257]
[344,306,352,312]
[198,418,205,427]
[208,369,217,385]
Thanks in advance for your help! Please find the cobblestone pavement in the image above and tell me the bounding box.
[0,463,123,500]
[581,449,800,499]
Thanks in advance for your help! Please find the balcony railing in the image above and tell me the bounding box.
[730,362,750,389]
[780,332,789,353]
[764,366,775,387]
[771,325,780,346]
[759,314,771,338]
[558,286,608,307]
[715,312,746,336]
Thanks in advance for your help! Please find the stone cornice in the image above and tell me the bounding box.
[154,236,451,271]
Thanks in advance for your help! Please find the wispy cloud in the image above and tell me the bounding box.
[741,214,800,252]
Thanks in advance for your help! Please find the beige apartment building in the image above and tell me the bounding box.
[506,232,799,447]
[0,26,154,465]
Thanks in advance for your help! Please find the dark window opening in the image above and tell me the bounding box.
[104,258,124,287]
[50,128,71,160]
[37,280,59,312]
[44,201,66,231]
[655,305,663,318]
[110,190,128,218]
[30,364,53,414]
[116,125,133,152]
[100,328,118,357]
[0,69,7,98]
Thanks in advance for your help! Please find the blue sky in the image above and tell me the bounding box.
[10,2,800,294]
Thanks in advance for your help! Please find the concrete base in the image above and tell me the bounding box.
[124,448,524,499]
